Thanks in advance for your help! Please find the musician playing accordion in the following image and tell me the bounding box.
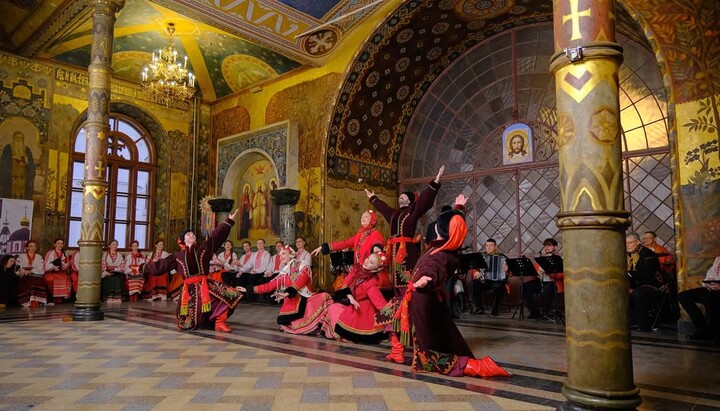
[626,232,663,332]
[471,239,508,316]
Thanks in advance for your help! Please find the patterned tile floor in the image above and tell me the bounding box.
[0,301,718,411]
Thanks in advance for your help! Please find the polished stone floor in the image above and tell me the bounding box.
[0,301,718,411]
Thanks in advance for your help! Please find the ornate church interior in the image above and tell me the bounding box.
[0,0,718,409]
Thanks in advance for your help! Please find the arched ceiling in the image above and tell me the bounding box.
[325,0,659,191]
[0,0,388,101]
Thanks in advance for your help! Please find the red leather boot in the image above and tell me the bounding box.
[463,356,512,378]
[385,333,405,364]
[214,311,232,333]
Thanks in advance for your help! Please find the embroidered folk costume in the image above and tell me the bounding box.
[142,218,243,332]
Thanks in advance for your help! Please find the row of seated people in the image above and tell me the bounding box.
[0,236,314,307]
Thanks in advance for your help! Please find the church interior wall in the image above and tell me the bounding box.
[0,52,195,253]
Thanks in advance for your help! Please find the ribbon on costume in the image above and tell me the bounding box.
[180,275,211,315]
[392,282,416,346]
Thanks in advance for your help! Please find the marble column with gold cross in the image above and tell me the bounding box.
[550,0,640,409]
[72,0,125,322]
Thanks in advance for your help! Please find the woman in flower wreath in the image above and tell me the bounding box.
[141,209,244,332]
[394,194,511,378]
[241,245,332,335]
[322,246,388,343]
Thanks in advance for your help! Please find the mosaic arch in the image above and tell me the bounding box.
[324,0,661,191]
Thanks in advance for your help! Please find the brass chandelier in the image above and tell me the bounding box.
[141,23,195,106]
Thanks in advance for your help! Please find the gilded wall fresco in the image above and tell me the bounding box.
[0,51,192,251]
[266,73,341,248]
[211,105,251,194]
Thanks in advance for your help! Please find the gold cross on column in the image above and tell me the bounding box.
[562,0,592,41]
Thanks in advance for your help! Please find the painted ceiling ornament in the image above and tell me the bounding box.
[455,0,516,21]
[302,28,339,57]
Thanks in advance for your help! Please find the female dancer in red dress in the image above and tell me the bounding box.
[242,245,332,335]
[322,250,388,343]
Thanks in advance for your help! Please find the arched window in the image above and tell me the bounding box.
[67,115,156,250]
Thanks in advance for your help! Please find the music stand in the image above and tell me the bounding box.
[534,255,563,275]
[459,252,487,273]
[535,255,565,325]
[505,257,538,321]
[329,250,354,276]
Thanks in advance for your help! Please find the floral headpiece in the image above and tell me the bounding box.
[281,244,296,258]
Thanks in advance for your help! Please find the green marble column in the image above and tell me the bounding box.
[72,0,125,322]
[550,0,640,409]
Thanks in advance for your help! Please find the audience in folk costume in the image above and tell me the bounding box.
[241,245,332,335]
[394,194,511,378]
[238,239,271,295]
[15,240,47,307]
[295,237,312,268]
[211,240,239,284]
[259,241,285,286]
[311,209,385,275]
[0,255,19,308]
[143,239,170,301]
[231,241,253,288]
[141,209,244,332]
[322,248,388,343]
[101,239,125,303]
[124,240,147,302]
[43,238,72,304]
[679,256,720,343]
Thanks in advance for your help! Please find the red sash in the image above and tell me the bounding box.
[180,276,211,315]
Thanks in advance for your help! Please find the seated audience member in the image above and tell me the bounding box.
[233,241,253,288]
[0,255,19,308]
[101,240,125,303]
[259,241,285,287]
[238,239,271,295]
[211,240,239,285]
[144,239,169,301]
[124,240,147,302]
[322,249,388,343]
[678,256,720,343]
[241,245,332,335]
[626,232,663,332]
[15,240,47,307]
[43,238,72,304]
[295,237,312,268]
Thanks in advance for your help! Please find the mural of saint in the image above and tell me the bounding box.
[1,130,36,200]
[252,182,268,229]
[239,183,252,239]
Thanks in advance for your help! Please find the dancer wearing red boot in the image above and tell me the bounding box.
[393,194,511,378]
[141,209,244,332]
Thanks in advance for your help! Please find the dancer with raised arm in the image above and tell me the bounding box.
[141,209,244,332]
[395,194,511,378]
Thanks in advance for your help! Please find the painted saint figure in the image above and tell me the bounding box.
[0,131,36,199]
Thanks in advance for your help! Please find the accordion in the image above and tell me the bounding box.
[483,254,507,282]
